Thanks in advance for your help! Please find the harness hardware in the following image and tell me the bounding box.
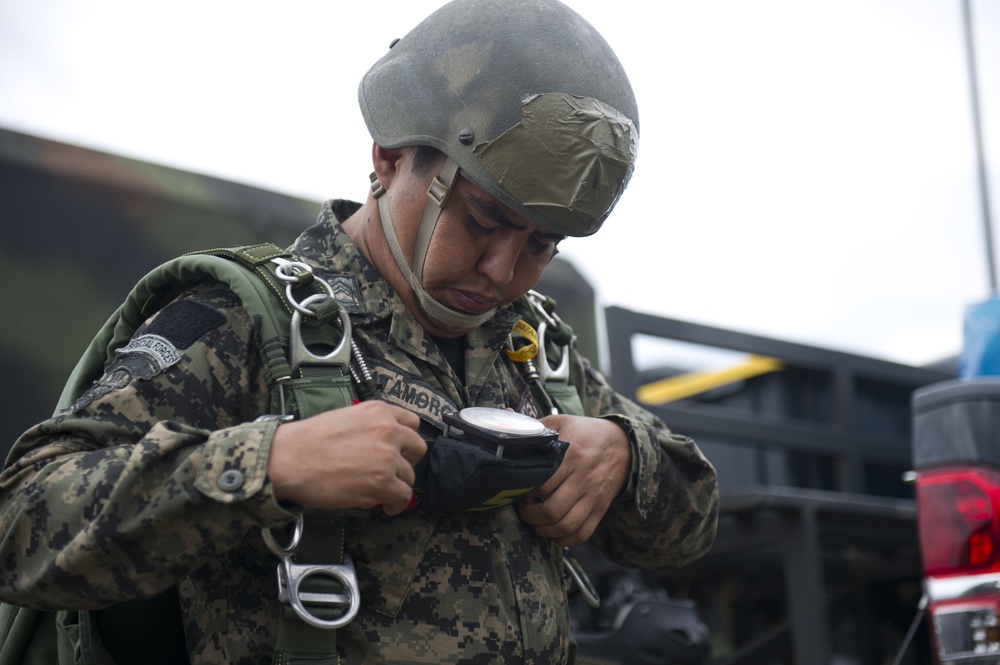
[289,293,352,375]
[258,259,362,634]
[277,555,361,630]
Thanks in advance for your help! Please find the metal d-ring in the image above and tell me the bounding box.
[262,511,304,558]
[272,258,338,317]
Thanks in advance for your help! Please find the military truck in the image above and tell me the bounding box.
[0,126,952,663]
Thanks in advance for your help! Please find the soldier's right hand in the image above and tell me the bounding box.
[266,401,426,515]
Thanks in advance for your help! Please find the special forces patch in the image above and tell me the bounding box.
[71,334,183,412]
[115,334,182,369]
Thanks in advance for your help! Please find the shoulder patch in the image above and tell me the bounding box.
[115,334,182,371]
[315,271,364,314]
[71,336,179,412]
[146,298,226,348]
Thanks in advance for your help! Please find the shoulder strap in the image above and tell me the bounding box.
[510,291,586,417]
[43,243,358,663]
[55,243,359,419]
[57,243,299,412]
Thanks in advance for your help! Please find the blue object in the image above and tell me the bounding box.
[960,297,1000,377]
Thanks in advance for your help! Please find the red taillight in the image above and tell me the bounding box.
[917,466,1000,576]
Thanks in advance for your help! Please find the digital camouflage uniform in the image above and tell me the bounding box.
[0,200,718,664]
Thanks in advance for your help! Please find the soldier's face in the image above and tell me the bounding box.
[386,156,564,338]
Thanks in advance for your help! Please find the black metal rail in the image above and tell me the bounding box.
[603,305,952,664]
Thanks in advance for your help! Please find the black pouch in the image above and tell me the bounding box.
[423,408,569,512]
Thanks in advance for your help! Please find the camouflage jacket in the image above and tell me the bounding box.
[0,200,718,664]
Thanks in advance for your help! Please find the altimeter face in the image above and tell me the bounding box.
[443,407,558,450]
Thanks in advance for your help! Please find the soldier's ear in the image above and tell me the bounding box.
[371,144,406,189]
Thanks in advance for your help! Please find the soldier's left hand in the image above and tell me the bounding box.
[517,414,631,546]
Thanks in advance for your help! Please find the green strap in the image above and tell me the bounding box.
[267,317,356,662]
[271,508,354,664]
[544,379,585,417]
[190,243,296,316]
[195,246,357,663]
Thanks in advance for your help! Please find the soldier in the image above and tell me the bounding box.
[0,1,718,663]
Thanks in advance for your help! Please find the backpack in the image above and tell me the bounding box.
[0,245,586,664]
[0,243,354,665]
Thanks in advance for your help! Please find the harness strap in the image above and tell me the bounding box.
[232,253,359,665]
[55,243,360,663]
[273,512,354,665]
[57,245,298,412]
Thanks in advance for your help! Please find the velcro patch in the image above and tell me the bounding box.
[147,299,225,349]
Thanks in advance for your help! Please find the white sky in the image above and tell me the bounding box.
[1,0,998,368]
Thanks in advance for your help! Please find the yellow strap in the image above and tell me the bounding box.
[505,319,539,362]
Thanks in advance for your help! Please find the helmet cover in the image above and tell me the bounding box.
[359,0,639,237]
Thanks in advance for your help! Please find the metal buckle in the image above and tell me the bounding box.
[262,512,304,558]
[276,554,361,630]
[272,258,338,317]
[263,513,362,630]
[369,171,386,198]
[289,293,352,374]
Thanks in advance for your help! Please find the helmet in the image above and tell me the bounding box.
[359,0,639,238]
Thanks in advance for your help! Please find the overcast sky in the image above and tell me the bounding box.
[1,0,998,369]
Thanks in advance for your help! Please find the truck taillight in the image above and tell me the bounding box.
[917,466,1000,576]
[918,465,1000,663]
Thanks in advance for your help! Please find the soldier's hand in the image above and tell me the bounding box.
[267,401,426,515]
[516,415,631,546]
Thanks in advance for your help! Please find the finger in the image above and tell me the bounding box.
[380,499,409,516]
[518,481,576,527]
[383,472,417,511]
[387,403,422,430]
[550,512,601,547]
[394,453,418,488]
[376,490,418,516]
[399,432,428,464]
[530,500,597,546]
[538,413,569,430]
[533,463,570,499]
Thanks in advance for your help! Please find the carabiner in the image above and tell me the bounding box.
[536,320,570,383]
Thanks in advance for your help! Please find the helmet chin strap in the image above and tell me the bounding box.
[370,158,497,331]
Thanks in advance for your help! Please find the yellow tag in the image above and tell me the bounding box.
[467,487,536,511]
[505,319,539,362]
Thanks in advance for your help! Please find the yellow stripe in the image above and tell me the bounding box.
[636,354,784,405]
